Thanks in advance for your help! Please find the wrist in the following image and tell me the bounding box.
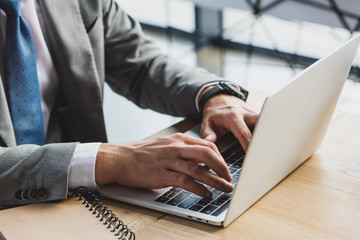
[198,81,248,114]
[95,144,112,186]
[203,94,244,112]
[95,143,130,186]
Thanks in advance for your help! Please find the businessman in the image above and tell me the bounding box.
[0,0,258,207]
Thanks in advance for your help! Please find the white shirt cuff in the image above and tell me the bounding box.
[68,143,101,190]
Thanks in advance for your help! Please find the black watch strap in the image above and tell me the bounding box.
[198,81,248,113]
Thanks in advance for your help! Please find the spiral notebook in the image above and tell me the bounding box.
[0,188,135,240]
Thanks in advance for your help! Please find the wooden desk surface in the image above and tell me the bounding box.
[100,109,360,240]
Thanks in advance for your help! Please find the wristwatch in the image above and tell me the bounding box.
[198,81,249,113]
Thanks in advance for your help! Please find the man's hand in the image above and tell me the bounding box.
[201,94,259,151]
[95,133,233,198]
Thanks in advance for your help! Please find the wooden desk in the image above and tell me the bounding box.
[1,91,359,240]
[100,109,360,240]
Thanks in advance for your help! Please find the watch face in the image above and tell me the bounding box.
[220,82,247,100]
[199,82,248,113]
[225,83,239,92]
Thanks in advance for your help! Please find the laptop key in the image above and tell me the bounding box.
[190,193,202,199]
[229,167,237,174]
[155,196,170,203]
[212,189,223,196]
[170,187,183,193]
[211,200,230,216]
[216,194,231,203]
[233,149,245,159]
[233,171,240,179]
[200,205,218,215]
[197,196,216,206]
[226,156,237,165]
[209,200,222,207]
[166,192,190,206]
[231,162,242,169]
[230,178,238,185]
[221,150,233,159]
[226,143,240,154]
[162,191,177,199]
[189,204,204,212]
[178,197,198,209]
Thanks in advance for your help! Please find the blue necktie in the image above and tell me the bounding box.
[1,0,45,145]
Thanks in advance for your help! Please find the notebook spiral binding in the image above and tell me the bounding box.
[72,187,135,240]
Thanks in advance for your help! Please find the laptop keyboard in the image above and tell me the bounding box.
[155,141,245,216]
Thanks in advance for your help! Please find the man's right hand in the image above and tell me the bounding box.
[95,133,233,198]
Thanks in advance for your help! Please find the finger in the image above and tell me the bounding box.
[244,111,259,132]
[201,120,218,143]
[166,171,213,198]
[179,145,231,181]
[174,133,222,158]
[168,160,233,193]
[229,118,252,151]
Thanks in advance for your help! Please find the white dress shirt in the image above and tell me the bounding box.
[0,0,99,190]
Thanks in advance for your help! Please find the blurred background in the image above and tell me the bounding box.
[104,0,360,143]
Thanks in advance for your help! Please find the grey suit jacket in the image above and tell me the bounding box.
[0,0,223,207]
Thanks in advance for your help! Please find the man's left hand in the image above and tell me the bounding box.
[201,94,259,151]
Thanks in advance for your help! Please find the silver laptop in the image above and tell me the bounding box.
[100,35,360,227]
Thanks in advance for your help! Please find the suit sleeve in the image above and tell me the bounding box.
[102,0,225,120]
[0,143,77,208]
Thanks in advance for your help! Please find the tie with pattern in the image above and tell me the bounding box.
[1,0,45,145]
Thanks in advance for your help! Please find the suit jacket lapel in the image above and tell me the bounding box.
[0,76,16,147]
[0,19,16,146]
[38,0,107,142]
